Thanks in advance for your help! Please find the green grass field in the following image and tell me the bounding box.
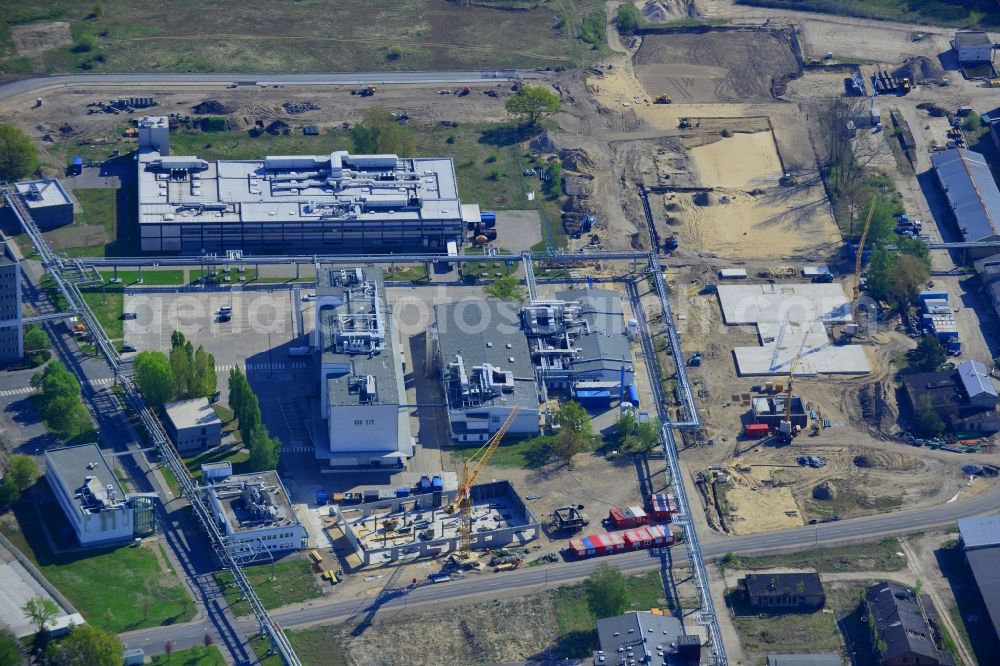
[214,559,321,616]
[729,590,842,656]
[1,0,605,76]
[0,499,195,633]
[452,434,555,468]
[98,269,185,286]
[150,646,227,666]
[735,0,1000,27]
[722,537,906,573]
[184,446,250,483]
[553,570,668,657]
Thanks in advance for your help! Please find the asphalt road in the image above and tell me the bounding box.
[0,70,532,102]
[122,481,1000,656]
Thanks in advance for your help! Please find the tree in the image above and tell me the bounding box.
[483,274,525,302]
[0,477,18,511]
[0,124,38,181]
[909,335,947,373]
[36,362,91,438]
[504,86,561,127]
[913,394,945,435]
[194,346,217,399]
[865,246,895,301]
[46,625,122,666]
[239,393,261,445]
[886,254,929,309]
[616,4,640,31]
[169,345,194,400]
[23,326,50,353]
[387,45,404,60]
[553,400,592,466]
[8,454,38,491]
[134,351,176,407]
[547,161,563,197]
[0,627,20,666]
[350,107,416,157]
[585,563,630,619]
[247,424,281,471]
[962,111,981,132]
[23,597,58,635]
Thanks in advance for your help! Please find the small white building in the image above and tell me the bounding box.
[138,115,170,155]
[958,360,999,409]
[203,471,307,560]
[164,397,222,453]
[953,31,994,64]
[13,179,73,229]
[45,444,134,548]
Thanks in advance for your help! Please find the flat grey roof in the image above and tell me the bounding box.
[959,515,1000,549]
[165,397,221,430]
[319,267,402,407]
[955,31,992,49]
[595,611,692,665]
[14,179,72,209]
[209,471,300,533]
[45,444,127,514]
[932,148,1000,242]
[435,299,538,411]
[137,149,461,226]
[766,656,843,666]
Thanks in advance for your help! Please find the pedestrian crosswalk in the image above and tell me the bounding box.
[0,387,35,398]
[214,362,309,372]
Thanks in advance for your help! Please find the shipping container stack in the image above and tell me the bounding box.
[649,492,674,521]
[608,506,649,528]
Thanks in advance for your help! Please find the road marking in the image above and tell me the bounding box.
[0,387,36,397]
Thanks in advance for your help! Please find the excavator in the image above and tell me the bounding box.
[444,406,521,560]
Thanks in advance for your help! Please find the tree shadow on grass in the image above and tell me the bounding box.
[478,123,542,148]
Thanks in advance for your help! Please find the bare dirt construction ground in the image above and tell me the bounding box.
[633,29,800,103]
[688,131,783,188]
[10,21,71,73]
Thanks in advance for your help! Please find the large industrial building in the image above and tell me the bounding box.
[522,289,635,395]
[957,515,1000,648]
[135,116,469,253]
[314,267,412,467]
[931,148,1000,259]
[45,444,135,548]
[0,243,22,364]
[433,300,540,443]
[203,469,307,560]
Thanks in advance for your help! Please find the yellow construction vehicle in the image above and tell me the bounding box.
[989,79,1000,88]
[852,198,878,301]
[444,406,521,557]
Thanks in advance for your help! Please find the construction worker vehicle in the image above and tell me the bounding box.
[654,94,672,104]
[678,117,691,129]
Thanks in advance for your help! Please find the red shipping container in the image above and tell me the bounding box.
[608,506,649,528]
[744,423,770,438]
[649,493,674,521]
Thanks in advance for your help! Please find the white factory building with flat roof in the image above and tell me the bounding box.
[135,116,470,254]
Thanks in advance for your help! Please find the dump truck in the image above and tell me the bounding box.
[360,84,376,96]
[494,558,522,572]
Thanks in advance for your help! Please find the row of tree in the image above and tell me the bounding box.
[31,361,93,439]
[228,367,280,471]
[133,331,217,407]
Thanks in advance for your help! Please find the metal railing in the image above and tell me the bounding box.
[2,185,302,666]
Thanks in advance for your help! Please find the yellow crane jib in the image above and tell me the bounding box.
[852,198,878,301]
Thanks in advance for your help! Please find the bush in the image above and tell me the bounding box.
[387,45,404,60]
[579,10,606,46]
[73,34,97,53]
[616,4,640,31]
[486,149,500,163]
[962,111,981,132]
[199,117,227,132]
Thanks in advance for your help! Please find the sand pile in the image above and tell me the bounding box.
[813,481,838,500]
[192,100,233,114]
[894,56,945,84]
[641,0,698,23]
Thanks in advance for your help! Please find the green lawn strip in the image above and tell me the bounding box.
[73,188,117,237]
[79,288,123,341]
[248,634,284,666]
[0,499,195,633]
[214,559,321,616]
[150,646,227,665]
[724,538,905,573]
[159,464,180,496]
[189,268,258,284]
[184,446,250,483]
[286,627,352,666]
[384,264,430,282]
[453,434,555,469]
[98,269,185,286]
[554,570,668,657]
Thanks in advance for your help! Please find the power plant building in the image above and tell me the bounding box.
[0,244,22,364]
[12,179,73,229]
[433,300,540,442]
[314,267,413,468]
[136,116,467,254]
[45,444,135,548]
[203,470,307,560]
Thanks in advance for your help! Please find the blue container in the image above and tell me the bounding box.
[480,211,497,227]
[72,156,84,166]
[626,384,640,408]
[315,490,330,505]
[918,291,948,303]
[576,389,612,409]
[431,475,443,490]
[418,475,431,491]
[395,487,410,498]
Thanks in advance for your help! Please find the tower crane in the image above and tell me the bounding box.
[853,198,879,301]
[444,406,521,557]
[776,333,809,442]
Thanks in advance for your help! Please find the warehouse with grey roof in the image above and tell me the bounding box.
[931,148,1000,259]
[135,116,470,253]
